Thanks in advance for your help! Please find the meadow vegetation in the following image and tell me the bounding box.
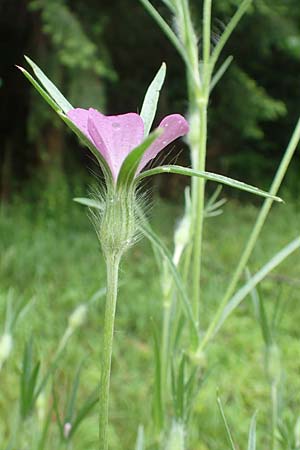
[1,184,299,449]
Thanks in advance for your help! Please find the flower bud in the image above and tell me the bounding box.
[266,344,281,384]
[165,421,185,450]
[68,304,87,330]
[0,333,13,368]
[99,189,138,257]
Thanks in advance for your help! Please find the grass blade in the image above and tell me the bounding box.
[248,412,257,450]
[141,63,166,136]
[136,165,282,201]
[217,396,237,450]
[215,237,300,336]
[139,219,199,346]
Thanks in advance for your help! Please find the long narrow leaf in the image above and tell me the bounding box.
[217,396,237,450]
[139,219,199,346]
[24,56,73,113]
[139,0,187,64]
[136,165,282,201]
[248,412,257,450]
[141,63,166,136]
[210,56,234,92]
[210,0,252,74]
[215,237,300,335]
[17,66,61,113]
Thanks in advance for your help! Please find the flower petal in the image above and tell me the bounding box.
[67,108,93,138]
[87,109,144,180]
[138,114,189,172]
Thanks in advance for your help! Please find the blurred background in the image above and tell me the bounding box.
[1,0,300,202]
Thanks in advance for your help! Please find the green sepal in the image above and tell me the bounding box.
[116,129,162,189]
[136,164,283,202]
[17,66,61,113]
[17,61,113,182]
[24,56,73,113]
[141,62,166,136]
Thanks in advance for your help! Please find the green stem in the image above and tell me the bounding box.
[198,116,300,352]
[189,0,212,325]
[271,382,278,450]
[99,252,121,450]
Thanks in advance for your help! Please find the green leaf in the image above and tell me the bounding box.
[209,0,252,74]
[161,0,176,12]
[17,66,61,113]
[210,56,234,92]
[247,269,272,347]
[138,218,199,346]
[24,56,73,113]
[73,197,103,209]
[18,65,112,180]
[136,165,283,201]
[215,236,300,336]
[70,390,98,437]
[141,63,166,136]
[248,412,257,450]
[217,396,237,450]
[152,322,164,431]
[139,0,186,59]
[116,129,162,189]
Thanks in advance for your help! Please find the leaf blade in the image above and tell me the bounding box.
[141,63,167,136]
[136,165,282,201]
[24,56,73,113]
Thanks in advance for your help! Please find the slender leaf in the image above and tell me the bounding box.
[74,198,103,209]
[161,0,176,12]
[70,391,98,436]
[24,56,73,113]
[116,129,161,188]
[210,0,252,74]
[141,63,166,136]
[217,396,237,450]
[135,426,145,450]
[152,323,164,430]
[139,219,199,346]
[17,66,61,113]
[215,237,300,335]
[139,0,187,64]
[136,165,282,201]
[210,56,234,92]
[248,412,257,450]
[65,362,84,423]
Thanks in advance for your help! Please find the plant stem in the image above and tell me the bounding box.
[189,0,212,325]
[99,252,121,450]
[271,382,278,450]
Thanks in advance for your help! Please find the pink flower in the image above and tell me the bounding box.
[67,108,189,181]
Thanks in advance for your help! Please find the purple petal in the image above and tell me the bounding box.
[87,109,144,180]
[67,108,93,138]
[138,114,189,172]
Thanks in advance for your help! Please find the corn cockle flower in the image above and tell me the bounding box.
[67,108,189,182]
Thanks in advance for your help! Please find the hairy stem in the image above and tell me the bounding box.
[99,252,121,450]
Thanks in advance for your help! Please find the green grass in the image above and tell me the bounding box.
[0,185,300,449]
